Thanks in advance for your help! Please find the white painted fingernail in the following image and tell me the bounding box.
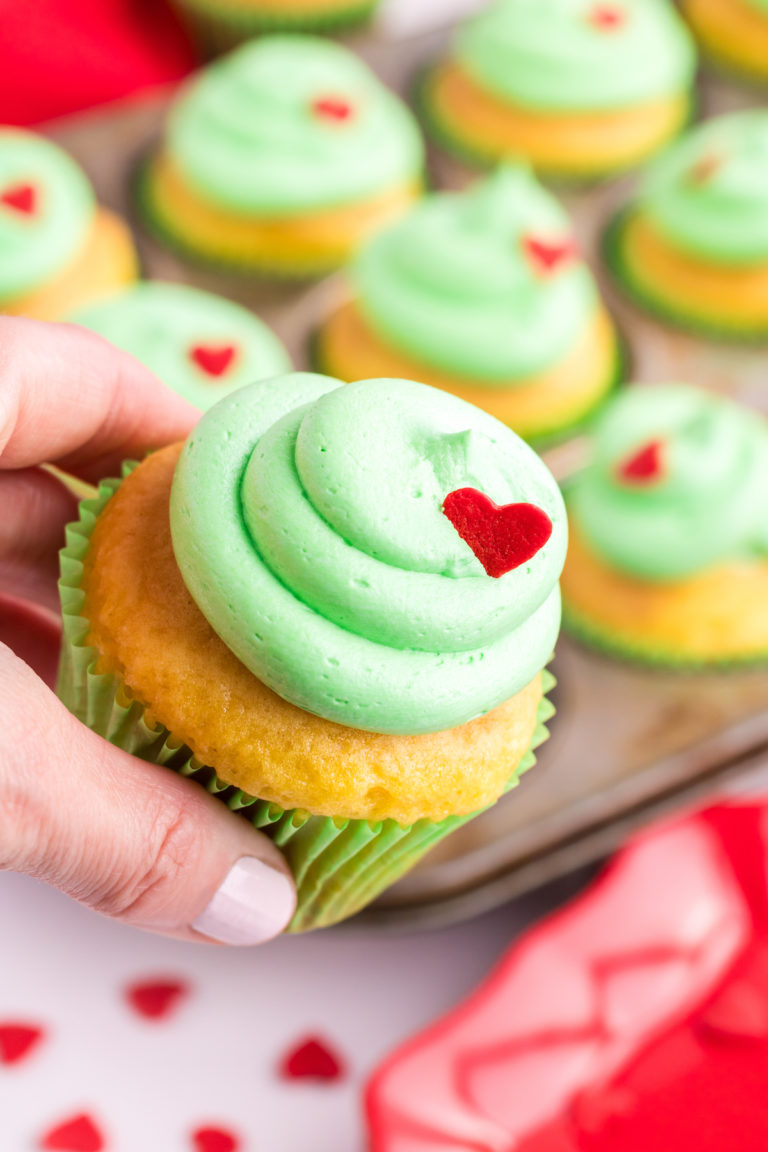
[192,856,296,945]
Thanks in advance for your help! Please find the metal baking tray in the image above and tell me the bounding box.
[45,15,768,929]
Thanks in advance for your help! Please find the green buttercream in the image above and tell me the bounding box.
[455,0,696,112]
[570,384,768,581]
[352,166,599,382]
[170,373,566,734]
[166,36,423,215]
[0,128,94,302]
[745,0,768,13]
[640,110,768,265]
[70,282,291,410]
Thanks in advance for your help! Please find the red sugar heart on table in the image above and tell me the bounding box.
[191,1126,241,1152]
[39,1113,104,1152]
[312,96,354,122]
[0,1021,45,1065]
[0,182,37,215]
[522,234,578,276]
[443,488,553,579]
[587,3,627,29]
[125,977,189,1021]
[189,344,237,378]
[617,439,665,484]
[279,1035,346,1081]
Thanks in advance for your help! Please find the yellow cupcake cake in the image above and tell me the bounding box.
[58,373,566,929]
[0,127,137,320]
[681,0,768,86]
[561,384,768,665]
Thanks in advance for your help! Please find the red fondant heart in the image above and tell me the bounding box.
[125,977,189,1021]
[279,1036,346,1081]
[189,344,237,378]
[587,3,627,29]
[312,96,354,122]
[0,1022,44,1065]
[688,153,723,186]
[442,488,553,578]
[40,1113,104,1152]
[522,234,578,276]
[617,439,664,484]
[0,182,37,215]
[191,1126,240,1152]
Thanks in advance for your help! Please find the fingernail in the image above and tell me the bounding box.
[192,856,296,945]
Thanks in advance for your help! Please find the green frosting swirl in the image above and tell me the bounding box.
[455,0,695,111]
[166,36,424,216]
[352,166,599,382]
[569,384,768,581]
[0,128,94,302]
[170,374,566,734]
[71,282,291,410]
[639,110,768,266]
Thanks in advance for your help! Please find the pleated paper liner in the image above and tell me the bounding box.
[57,465,555,932]
[169,0,379,57]
[604,209,768,344]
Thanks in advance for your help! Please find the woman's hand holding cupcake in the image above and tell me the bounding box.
[0,318,296,945]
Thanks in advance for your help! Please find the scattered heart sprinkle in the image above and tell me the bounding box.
[124,977,190,1021]
[39,1113,105,1152]
[0,1022,44,1065]
[279,1035,346,1081]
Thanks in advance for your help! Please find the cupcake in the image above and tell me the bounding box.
[421,0,697,183]
[607,110,768,340]
[139,37,424,279]
[0,127,138,320]
[316,167,622,446]
[170,0,381,57]
[58,373,566,930]
[70,282,291,410]
[561,384,768,666]
[681,0,768,86]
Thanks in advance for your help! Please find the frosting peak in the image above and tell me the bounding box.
[167,36,424,215]
[352,166,598,382]
[641,110,768,265]
[455,0,696,111]
[570,385,768,580]
[170,374,566,734]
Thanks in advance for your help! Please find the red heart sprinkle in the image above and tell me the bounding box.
[279,1036,346,1081]
[442,488,553,579]
[189,344,237,378]
[587,3,627,29]
[312,96,354,122]
[125,977,189,1021]
[0,182,37,215]
[522,235,578,276]
[191,1126,240,1152]
[688,153,723,186]
[617,439,664,484]
[0,1022,44,1065]
[40,1113,104,1152]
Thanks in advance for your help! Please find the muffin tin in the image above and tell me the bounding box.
[46,15,768,930]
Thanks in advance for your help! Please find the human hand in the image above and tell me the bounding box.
[0,317,296,944]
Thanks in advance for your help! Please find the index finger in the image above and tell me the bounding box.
[0,317,200,482]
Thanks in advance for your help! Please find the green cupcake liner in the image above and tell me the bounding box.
[418,67,696,188]
[57,464,555,932]
[604,208,768,344]
[562,599,768,670]
[169,0,379,56]
[310,317,628,452]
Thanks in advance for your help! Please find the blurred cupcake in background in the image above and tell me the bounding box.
[316,166,622,446]
[421,0,696,183]
[607,110,768,340]
[70,281,291,409]
[139,36,424,279]
[681,0,768,86]
[170,0,381,55]
[561,384,768,666]
[0,127,137,321]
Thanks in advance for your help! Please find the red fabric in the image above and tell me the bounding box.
[0,0,197,126]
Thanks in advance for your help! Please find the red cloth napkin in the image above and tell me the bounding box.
[0,0,197,125]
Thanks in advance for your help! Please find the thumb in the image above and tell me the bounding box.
[0,644,296,944]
